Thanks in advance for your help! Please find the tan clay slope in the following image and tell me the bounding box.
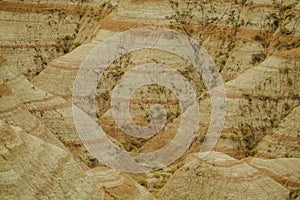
[31,0,300,101]
[245,157,300,199]
[101,0,300,80]
[2,48,179,198]
[199,52,300,158]
[0,67,92,165]
[245,157,300,189]
[0,41,156,200]
[0,1,79,78]
[245,158,300,199]
[31,0,300,100]
[0,2,157,199]
[0,0,113,80]
[0,0,116,165]
[257,105,300,158]
[88,167,155,200]
[0,80,66,150]
[32,29,117,99]
[3,74,81,145]
[1,0,299,199]
[0,121,104,200]
[158,152,290,200]
[0,75,155,200]
[30,0,300,159]
[99,0,173,31]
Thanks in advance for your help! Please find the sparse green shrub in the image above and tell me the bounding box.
[167,0,198,36]
[251,53,266,64]
[248,148,257,156]
[136,176,147,187]
[153,172,161,179]
[279,66,290,74]
[101,90,110,101]
[220,133,228,139]
[239,123,260,157]
[151,189,159,197]
[167,111,177,121]
[153,181,166,189]
[283,102,290,111]
[230,133,239,141]
[254,35,263,41]
[280,26,292,35]
[243,132,253,142]
[80,155,98,168]
[56,35,75,54]
[130,148,139,154]
[271,120,280,128]
[168,165,179,174]
[120,138,142,152]
[74,42,82,47]
[130,138,142,148]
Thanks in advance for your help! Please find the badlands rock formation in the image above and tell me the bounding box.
[1,0,300,199]
[158,152,290,200]
[0,120,104,200]
[257,105,300,158]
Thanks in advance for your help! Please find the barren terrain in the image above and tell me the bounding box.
[1,0,299,199]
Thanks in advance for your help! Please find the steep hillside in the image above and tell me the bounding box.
[1,0,299,199]
[158,152,292,200]
[0,120,104,200]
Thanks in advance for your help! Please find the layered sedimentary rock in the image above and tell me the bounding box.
[1,0,299,199]
[257,105,300,158]
[246,157,300,199]
[246,157,300,188]
[0,1,156,199]
[158,152,289,200]
[29,0,300,159]
[88,167,155,200]
[0,121,104,200]
[32,29,117,98]
[0,79,65,149]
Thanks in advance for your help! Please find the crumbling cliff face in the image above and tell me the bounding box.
[1,0,299,199]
